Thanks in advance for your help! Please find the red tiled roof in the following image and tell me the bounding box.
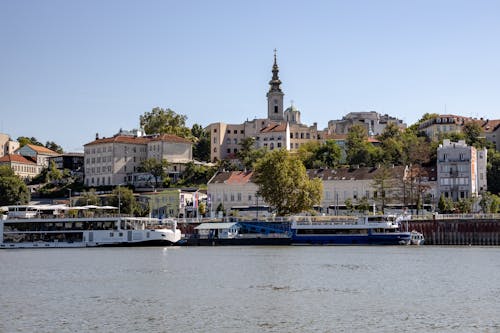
[25,144,60,155]
[85,135,150,146]
[85,134,192,146]
[323,134,347,140]
[0,154,37,164]
[476,119,500,133]
[260,123,287,133]
[209,171,255,185]
[149,134,193,144]
[308,166,406,181]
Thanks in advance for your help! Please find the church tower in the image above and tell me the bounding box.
[267,49,284,121]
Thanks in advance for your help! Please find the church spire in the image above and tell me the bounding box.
[267,49,285,121]
[268,48,282,93]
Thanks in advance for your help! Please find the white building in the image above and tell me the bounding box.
[207,166,436,216]
[207,51,321,162]
[327,111,406,136]
[437,139,487,201]
[84,130,193,187]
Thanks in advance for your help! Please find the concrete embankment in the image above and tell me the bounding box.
[408,215,500,245]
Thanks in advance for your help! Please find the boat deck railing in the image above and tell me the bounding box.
[410,213,500,221]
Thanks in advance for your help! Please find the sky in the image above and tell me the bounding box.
[1,0,500,152]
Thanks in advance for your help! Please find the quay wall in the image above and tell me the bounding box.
[408,217,500,245]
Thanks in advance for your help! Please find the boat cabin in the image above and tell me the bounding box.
[194,222,240,239]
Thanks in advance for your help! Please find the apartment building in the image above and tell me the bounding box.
[437,139,487,201]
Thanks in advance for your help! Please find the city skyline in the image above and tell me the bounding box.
[1,0,500,152]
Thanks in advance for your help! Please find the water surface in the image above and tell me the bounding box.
[1,246,499,332]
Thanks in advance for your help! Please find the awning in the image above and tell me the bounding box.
[195,222,239,230]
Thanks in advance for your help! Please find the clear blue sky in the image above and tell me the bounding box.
[1,0,499,152]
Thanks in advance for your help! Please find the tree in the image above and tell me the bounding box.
[0,169,30,205]
[109,186,137,215]
[139,158,169,187]
[298,140,341,169]
[462,122,483,147]
[456,198,474,213]
[487,150,500,195]
[356,196,370,214]
[438,194,454,213]
[237,137,267,170]
[47,160,63,182]
[140,107,191,138]
[371,166,397,214]
[253,149,323,216]
[345,125,381,167]
[179,162,216,186]
[17,136,43,148]
[344,198,354,213]
[491,194,500,213]
[406,113,439,136]
[0,165,15,178]
[198,201,207,217]
[191,124,211,162]
[45,141,64,154]
[76,189,100,206]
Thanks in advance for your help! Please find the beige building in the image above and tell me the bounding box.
[0,133,19,158]
[327,111,406,136]
[0,154,39,179]
[207,166,436,216]
[0,144,59,180]
[207,171,264,216]
[15,144,59,169]
[84,130,193,187]
[207,52,320,162]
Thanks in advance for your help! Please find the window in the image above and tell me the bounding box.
[237,193,242,201]
[234,148,237,153]
[214,128,217,133]
[227,149,231,153]
[214,138,217,143]
[233,138,237,144]
[233,130,237,134]
[227,130,231,134]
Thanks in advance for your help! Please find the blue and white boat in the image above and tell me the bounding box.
[290,215,411,245]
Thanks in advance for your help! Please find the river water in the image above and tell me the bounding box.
[1,246,499,333]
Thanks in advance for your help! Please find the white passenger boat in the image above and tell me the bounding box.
[0,205,181,248]
[291,215,411,245]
